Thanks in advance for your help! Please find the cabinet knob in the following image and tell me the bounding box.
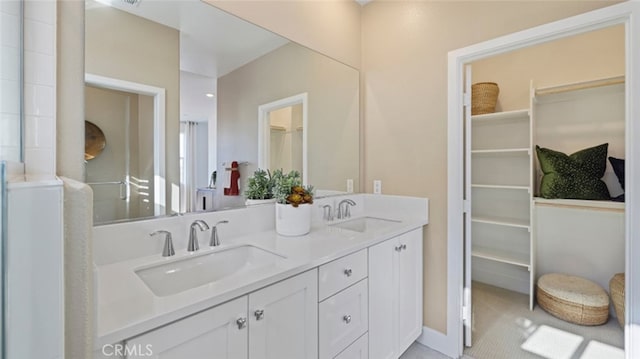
[344,268,353,277]
[343,315,352,324]
[254,309,265,321]
[236,317,247,329]
[401,244,407,250]
[395,245,402,252]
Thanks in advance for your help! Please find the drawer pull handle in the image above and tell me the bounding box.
[254,309,264,321]
[343,315,352,324]
[344,268,353,277]
[395,245,402,252]
[236,317,247,329]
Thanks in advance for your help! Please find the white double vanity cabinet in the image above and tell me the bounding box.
[93,195,428,359]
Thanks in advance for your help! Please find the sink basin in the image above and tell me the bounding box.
[135,245,286,297]
[330,216,401,233]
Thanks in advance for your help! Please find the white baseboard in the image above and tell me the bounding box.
[416,326,457,358]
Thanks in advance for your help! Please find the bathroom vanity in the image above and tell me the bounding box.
[92,194,428,359]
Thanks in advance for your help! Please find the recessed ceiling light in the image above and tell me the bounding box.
[206,93,215,98]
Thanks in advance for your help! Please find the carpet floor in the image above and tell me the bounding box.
[463,281,624,359]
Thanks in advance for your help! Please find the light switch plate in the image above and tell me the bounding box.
[373,180,382,194]
[347,179,354,193]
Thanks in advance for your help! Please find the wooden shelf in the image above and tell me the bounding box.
[471,148,530,155]
[472,184,530,191]
[471,215,530,230]
[472,246,530,269]
[471,109,529,122]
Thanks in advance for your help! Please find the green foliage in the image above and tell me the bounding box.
[244,169,274,200]
[272,169,314,206]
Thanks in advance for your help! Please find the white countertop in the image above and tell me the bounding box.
[95,216,427,347]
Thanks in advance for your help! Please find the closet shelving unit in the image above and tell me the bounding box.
[470,107,535,309]
[469,75,625,310]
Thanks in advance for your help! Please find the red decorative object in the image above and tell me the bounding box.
[224,161,240,196]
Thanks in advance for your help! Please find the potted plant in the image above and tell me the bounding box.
[272,169,314,236]
[244,169,276,206]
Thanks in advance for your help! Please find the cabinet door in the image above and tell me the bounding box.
[368,237,398,359]
[397,229,423,354]
[334,333,368,359]
[125,296,248,359]
[249,269,318,359]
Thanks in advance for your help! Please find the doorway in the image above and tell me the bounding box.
[447,3,640,358]
[258,93,308,184]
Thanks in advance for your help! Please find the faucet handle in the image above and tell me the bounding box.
[150,230,175,257]
[321,204,333,221]
[210,220,229,247]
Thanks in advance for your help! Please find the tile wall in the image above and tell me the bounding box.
[23,0,56,177]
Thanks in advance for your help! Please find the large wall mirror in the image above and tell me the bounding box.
[85,0,360,224]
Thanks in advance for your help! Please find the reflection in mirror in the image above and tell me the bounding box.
[258,93,308,184]
[85,0,359,224]
[84,73,166,224]
[0,1,22,162]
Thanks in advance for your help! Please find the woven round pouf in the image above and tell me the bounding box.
[536,273,609,326]
[610,273,625,328]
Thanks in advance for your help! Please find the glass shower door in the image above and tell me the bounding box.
[0,161,7,358]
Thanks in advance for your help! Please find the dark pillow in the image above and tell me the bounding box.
[608,157,625,190]
[536,143,610,200]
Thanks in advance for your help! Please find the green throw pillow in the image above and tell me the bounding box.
[536,143,610,200]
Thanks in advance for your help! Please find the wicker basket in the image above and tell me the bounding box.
[471,82,499,115]
[610,273,625,328]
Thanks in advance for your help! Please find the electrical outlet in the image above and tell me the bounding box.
[347,179,354,193]
[373,180,382,194]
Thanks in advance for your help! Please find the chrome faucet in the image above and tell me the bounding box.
[210,220,229,247]
[321,204,334,221]
[336,199,356,220]
[150,230,175,257]
[188,220,210,252]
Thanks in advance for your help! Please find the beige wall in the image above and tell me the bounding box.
[207,0,361,69]
[217,42,359,207]
[85,5,180,214]
[361,1,620,333]
[472,25,624,111]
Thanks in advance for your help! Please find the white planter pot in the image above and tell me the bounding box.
[245,198,276,206]
[275,203,311,236]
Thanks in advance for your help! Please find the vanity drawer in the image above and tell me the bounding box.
[319,249,367,301]
[334,333,368,359]
[319,279,368,359]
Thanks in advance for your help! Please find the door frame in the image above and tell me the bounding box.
[446,3,640,358]
[85,73,167,216]
[257,93,308,185]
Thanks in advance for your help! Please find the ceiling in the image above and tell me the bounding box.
[86,0,290,123]
[87,0,289,79]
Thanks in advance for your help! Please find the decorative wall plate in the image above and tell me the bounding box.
[85,121,106,160]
